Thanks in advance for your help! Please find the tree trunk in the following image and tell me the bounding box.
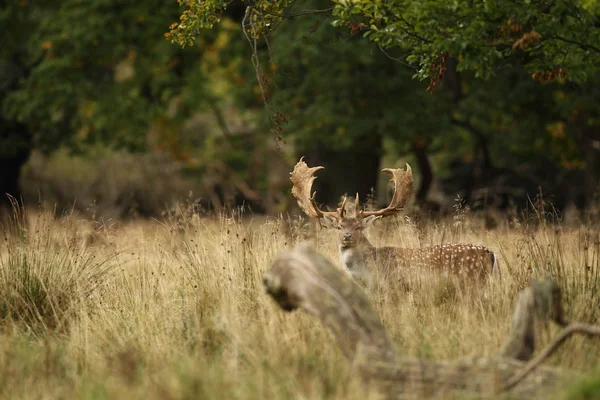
[0,121,32,210]
[451,119,493,172]
[264,244,583,399]
[411,144,432,203]
[574,121,600,209]
[299,133,382,208]
[444,59,496,204]
[443,57,463,103]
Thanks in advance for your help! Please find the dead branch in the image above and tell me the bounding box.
[263,243,590,399]
[503,322,600,391]
[500,278,568,361]
[264,242,395,364]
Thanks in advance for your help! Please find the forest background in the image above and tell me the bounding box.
[2,0,600,220]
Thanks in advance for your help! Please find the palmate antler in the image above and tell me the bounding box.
[290,157,347,222]
[290,157,414,222]
[357,165,414,218]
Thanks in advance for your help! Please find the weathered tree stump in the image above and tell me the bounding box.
[264,243,599,399]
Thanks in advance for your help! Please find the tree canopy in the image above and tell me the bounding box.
[166,0,600,209]
[2,0,204,153]
[167,0,600,87]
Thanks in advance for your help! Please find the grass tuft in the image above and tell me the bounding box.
[0,198,115,334]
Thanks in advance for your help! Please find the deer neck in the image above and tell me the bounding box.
[339,236,376,283]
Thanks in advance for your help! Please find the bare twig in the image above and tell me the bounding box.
[242,7,269,106]
[288,7,334,17]
[388,12,433,44]
[251,5,334,18]
[547,35,600,55]
[503,322,600,391]
[208,102,232,138]
[241,6,287,149]
[377,45,415,69]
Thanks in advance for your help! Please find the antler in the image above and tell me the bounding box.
[290,157,346,221]
[358,164,414,218]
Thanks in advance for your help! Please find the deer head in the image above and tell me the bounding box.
[290,157,414,250]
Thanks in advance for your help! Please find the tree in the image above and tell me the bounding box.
[168,0,600,210]
[0,0,210,207]
[256,3,454,205]
[168,1,600,84]
[169,0,461,205]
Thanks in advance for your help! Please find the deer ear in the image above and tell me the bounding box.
[360,215,381,228]
[321,215,340,229]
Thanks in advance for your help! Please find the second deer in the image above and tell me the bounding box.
[290,157,498,287]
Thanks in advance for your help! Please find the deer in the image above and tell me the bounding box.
[290,157,498,287]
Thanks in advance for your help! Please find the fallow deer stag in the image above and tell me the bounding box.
[290,157,498,286]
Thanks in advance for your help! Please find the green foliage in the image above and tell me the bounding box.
[1,0,599,212]
[242,0,598,175]
[170,0,600,87]
[450,68,589,169]
[1,0,206,153]
[332,0,600,83]
[263,5,453,152]
[564,367,600,400]
[167,0,302,46]
[165,0,229,46]
[164,0,600,207]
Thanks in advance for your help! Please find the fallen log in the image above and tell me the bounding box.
[263,243,599,399]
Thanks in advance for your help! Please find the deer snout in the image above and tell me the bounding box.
[343,233,353,241]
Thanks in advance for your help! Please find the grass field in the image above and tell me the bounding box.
[0,203,599,399]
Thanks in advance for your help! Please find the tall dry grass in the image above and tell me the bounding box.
[0,201,598,399]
